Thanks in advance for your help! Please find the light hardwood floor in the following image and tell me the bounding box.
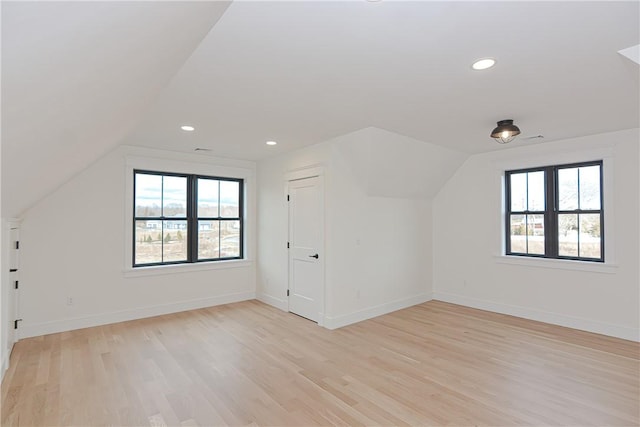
[1,300,639,426]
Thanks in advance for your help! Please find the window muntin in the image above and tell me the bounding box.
[505,161,603,262]
[133,170,243,267]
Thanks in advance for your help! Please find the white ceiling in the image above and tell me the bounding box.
[1,1,231,217]
[2,1,639,217]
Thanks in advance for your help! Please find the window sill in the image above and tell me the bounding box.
[124,259,253,278]
[493,255,618,274]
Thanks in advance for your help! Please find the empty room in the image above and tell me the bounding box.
[1,1,639,426]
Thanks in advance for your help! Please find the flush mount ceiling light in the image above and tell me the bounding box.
[265,140,277,146]
[472,58,496,70]
[180,125,195,132]
[490,119,521,144]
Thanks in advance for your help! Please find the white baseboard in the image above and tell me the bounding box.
[256,292,288,311]
[1,350,9,382]
[324,293,432,330]
[433,291,639,342]
[20,291,256,339]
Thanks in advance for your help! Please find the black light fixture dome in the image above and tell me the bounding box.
[490,119,521,144]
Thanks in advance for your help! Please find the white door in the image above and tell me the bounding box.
[288,176,324,322]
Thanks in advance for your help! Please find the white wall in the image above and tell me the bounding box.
[0,220,6,378]
[16,146,257,338]
[0,3,5,372]
[325,143,433,327]
[433,129,640,341]
[257,127,462,328]
[0,149,4,380]
[12,126,637,346]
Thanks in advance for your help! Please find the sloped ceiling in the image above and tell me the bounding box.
[1,1,231,217]
[2,1,639,218]
[333,127,468,199]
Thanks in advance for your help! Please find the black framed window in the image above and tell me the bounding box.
[505,161,603,262]
[134,170,243,267]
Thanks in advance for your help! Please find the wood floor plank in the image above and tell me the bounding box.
[2,300,638,426]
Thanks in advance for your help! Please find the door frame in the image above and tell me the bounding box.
[285,165,326,326]
[2,219,21,377]
[8,223,20,343]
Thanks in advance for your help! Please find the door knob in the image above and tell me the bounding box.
[309,254,319,259]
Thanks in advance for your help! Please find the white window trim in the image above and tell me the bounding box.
[123,153,255,275]
[494,146,616,271]
[493,255,618,274]
[123,259,253,278]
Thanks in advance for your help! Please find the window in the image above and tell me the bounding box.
[505,161,603,262]
[133,170,243,266]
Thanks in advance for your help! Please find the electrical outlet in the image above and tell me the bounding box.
[67,296,73,306]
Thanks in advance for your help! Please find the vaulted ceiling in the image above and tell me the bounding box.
[2,1,639,217]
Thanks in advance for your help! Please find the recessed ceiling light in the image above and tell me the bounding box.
[472,58,496,70]
[266,140,277,146]
[180,125,195,132]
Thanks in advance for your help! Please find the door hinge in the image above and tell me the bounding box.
[287,289,290,297]
[287,242,290,249]
[15,241,20,250]
[14,319,22,329]
[14,281,19,290]
[287,195,290,201]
